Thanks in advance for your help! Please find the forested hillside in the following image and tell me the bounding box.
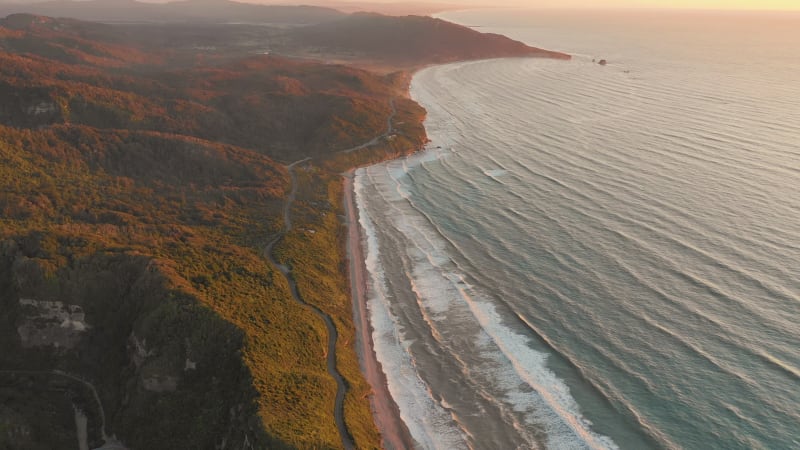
[0,11,566,449]
[0,13,428,449]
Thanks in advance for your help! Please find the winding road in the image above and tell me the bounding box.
[340,99,397,154]
[265,157,356,450]
[265,98,399,449]
[2,99,400,450]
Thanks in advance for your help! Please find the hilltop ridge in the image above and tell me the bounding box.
[289,12,571,64]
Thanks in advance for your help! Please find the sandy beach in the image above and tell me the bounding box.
[343,171,417,450]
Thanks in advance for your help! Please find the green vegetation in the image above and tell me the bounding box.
[0,11,561,449]
[272,98,426,448]
[289,12,571,65]
[0,14,418,449]
[0,123,298,448]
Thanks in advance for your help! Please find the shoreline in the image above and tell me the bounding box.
[342,54,571,448]
[343,170,418,450]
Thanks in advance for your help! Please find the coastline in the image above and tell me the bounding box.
[340,55,568,449]
[343,170,418,450]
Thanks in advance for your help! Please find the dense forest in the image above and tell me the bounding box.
[0,9,565,449]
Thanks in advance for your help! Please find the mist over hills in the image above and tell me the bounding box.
[0,2,569,65]
[0,0,346,24]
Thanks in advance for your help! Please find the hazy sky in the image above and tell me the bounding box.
[6,0,797,11]
[344,0,800,10]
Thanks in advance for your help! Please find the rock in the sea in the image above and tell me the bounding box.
[598,59,608,65]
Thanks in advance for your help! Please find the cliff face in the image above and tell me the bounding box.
[0,250,268,449]
[0,120,292,448]
[0,84,66,127]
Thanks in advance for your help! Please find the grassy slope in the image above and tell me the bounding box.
[0,12,565,449]
[0,125,298,448]
[274,96,428,448]
[0,16,390,448]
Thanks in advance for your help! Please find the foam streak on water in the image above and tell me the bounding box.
[357,10,800,450]
[356,154,620,450]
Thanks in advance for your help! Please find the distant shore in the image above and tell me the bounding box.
[343,171,418,450]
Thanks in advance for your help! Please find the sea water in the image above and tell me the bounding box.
[354,9,800,449]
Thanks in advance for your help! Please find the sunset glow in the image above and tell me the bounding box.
[352,0,800,11]
[513,0,800,9]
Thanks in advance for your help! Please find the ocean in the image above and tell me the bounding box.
[353,9,800,449]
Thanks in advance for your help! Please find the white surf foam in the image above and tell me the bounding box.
[356,159,619,450]
[354,171,469,450]
[349,61,622,450]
